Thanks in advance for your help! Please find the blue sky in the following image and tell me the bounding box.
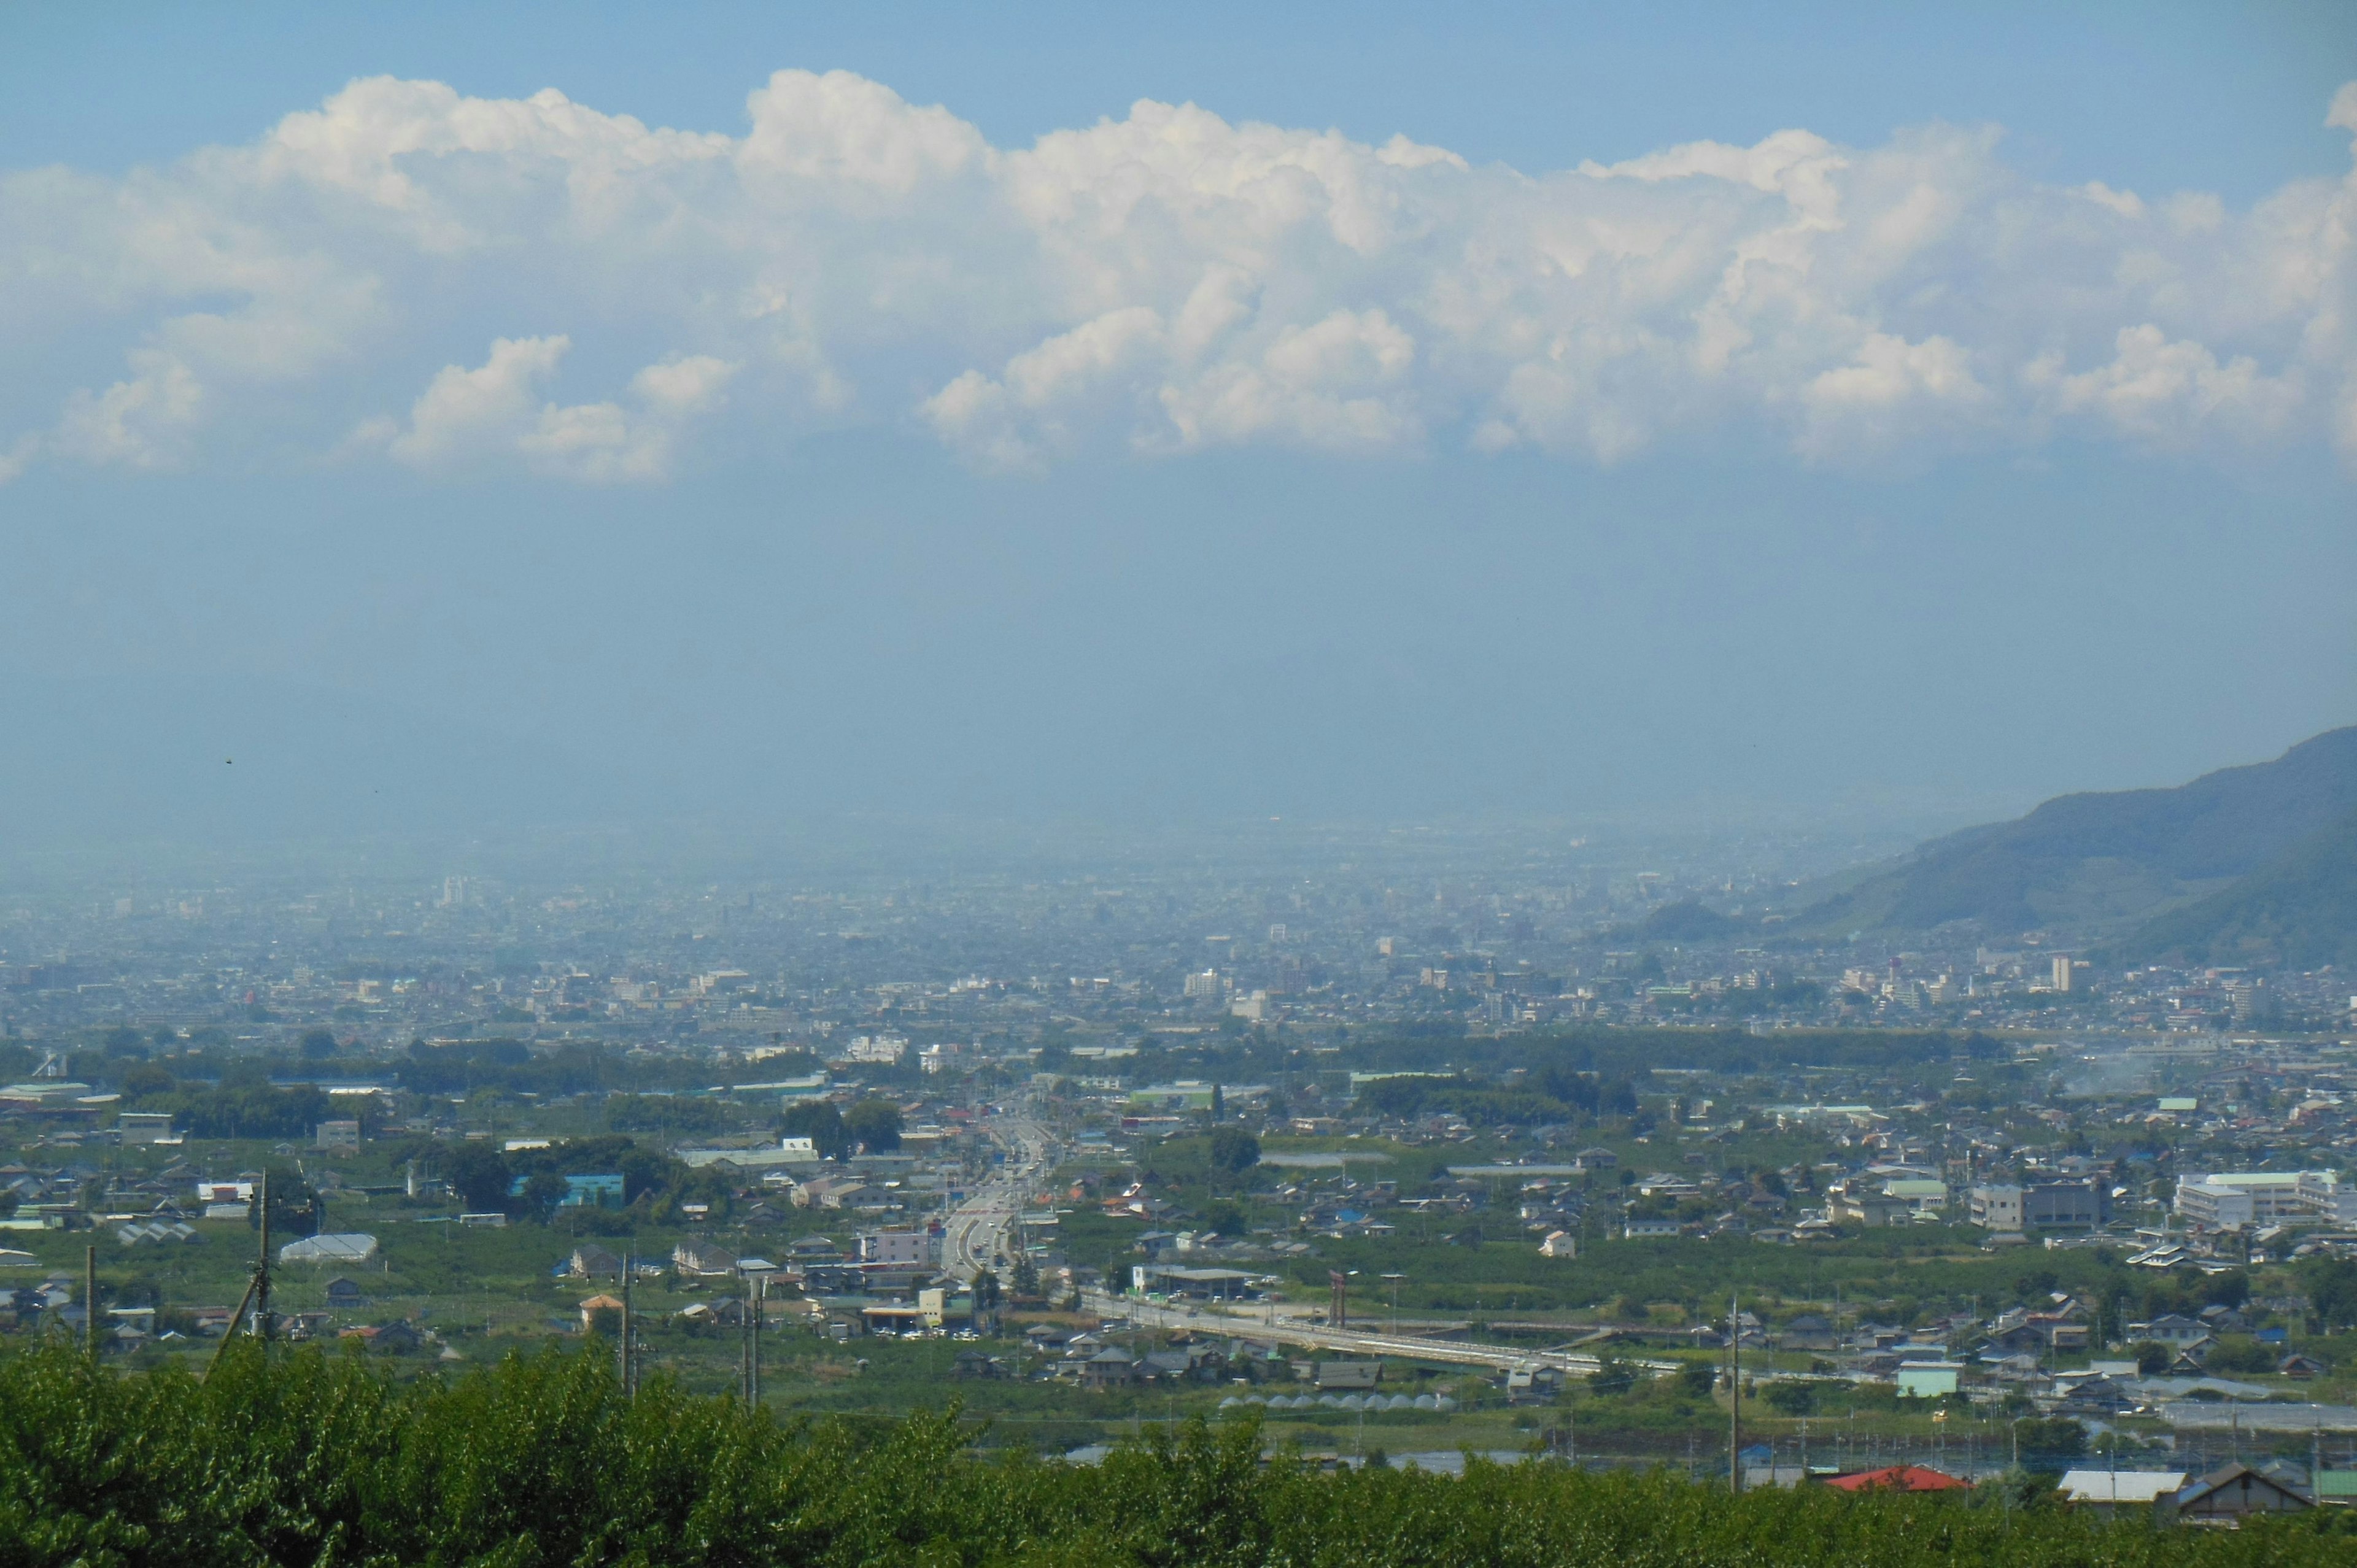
[0,2,2351,843]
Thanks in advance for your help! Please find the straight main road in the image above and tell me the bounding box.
[1083,1289,1686,1381]
[942,1115,1055,1280]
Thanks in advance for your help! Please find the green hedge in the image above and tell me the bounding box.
[0,1341,2347,1567]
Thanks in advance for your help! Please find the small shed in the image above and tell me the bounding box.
[1312,1361,1382,1389]
[1894,1361,1962,1399]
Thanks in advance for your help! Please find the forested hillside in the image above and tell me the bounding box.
[1794,727,2357,940]
[2119,806,2357,970]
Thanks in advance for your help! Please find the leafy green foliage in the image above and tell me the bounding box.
[843,1097,903,1153]
[2305,1257,2357,1329]
[0,1342,2345,1567]
[1207,1126,1260,1173]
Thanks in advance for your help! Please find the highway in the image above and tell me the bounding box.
[1083,1289,1686,1381]
[953,1114,1695,1386]
[942,1115,1055,1280]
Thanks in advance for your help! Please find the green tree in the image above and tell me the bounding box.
[1200,1199,1248,1237]
[120,1064,176,1102]
[2013,1416,2087,1468]
[442,1143,512,1211]
[1208,1126,1260,1173]
[843,1097,903,1153]
[1589,1357,1638,1396]
[298,1027,339,1060]
[521,1171,570,1218]
[2302,1257,2357,1327]
[781,1100,850,1161]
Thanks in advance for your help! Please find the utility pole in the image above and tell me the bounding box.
[1728,1291,1742,1494]
[83,1246,97,1357]
[751,1273,764,1407]
[619,1246,633,1394]
[255,1171,273,1343]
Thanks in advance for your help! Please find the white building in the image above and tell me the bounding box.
[2173,1170,2352,1230]
[117,1112,175,1146]
[856,1229,936,1265]
[1970,1184,2024,1232]
[837,1033,907,1065]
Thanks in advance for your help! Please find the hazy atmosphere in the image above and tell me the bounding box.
[6,9,2357,1559]
[2,2,2352,849]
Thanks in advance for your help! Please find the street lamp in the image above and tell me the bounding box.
[1382,1273,1406,1338]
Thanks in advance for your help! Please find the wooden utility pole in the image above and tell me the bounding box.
[255,1172,273,1342]
[750,1274,763,1406]
[206,1172,274,1378]
[1728,1291,1742,1494]
[619,1246,633,1394]
[84,1246,97,1356]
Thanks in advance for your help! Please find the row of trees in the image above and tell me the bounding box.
[0,1342,2341,1567]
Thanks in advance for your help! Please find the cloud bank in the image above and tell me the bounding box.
[3,72,2355,482]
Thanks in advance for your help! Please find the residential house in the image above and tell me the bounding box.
[570,1245,624,1280]
[339,1320,423,1354]
[2058,1471,2187,1516]
[672,1240,738,1277]
[1082,1346,1139,1388]
[2132,1314,2213,1347]
[2174,1463,2313,1523]
[1778,1313,1839,1352]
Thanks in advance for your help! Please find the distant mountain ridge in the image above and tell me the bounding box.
[1795,727,2357,948]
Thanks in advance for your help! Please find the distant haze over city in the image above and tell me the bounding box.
[0,5,2350,852]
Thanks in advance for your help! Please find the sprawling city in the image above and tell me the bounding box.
[5,728,2356,1516]
[4,4,2353,1561]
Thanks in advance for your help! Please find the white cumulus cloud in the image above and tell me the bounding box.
[2,68,2354,485]
[358,336,737,481]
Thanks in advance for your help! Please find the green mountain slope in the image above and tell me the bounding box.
[1794,726,2357,940]
[2116,806,2357,969]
